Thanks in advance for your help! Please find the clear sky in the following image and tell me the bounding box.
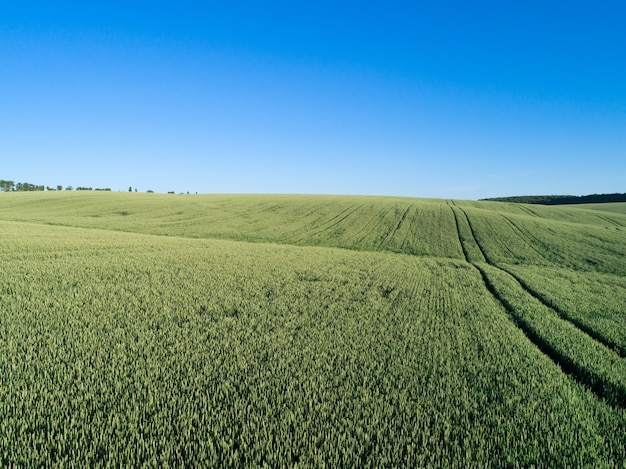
[1,1,624,199]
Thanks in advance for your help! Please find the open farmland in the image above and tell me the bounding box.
[1,192,625,466]
[572,202,626,215]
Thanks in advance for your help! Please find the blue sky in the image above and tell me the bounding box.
[1,1,624,199]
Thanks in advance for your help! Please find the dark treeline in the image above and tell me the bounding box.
[0,179,111,192]
[482,193,626,205]
[0,180,45,192]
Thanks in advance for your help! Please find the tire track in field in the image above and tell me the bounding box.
[594,213,623,227]
[396,205,418,252]
[379,205,412,250]
[500,215,625,312]
[495,266,626,359]
[258,201,291,213]
[344,204,396,246]
[518,204,545,219]
[516,204,538,218]
[457,209,491,263]
[502,213,614,266]
[472,263,626,409]
[499,215,561,265]
[461,207,621,351]
[450,205,626,408]
[506,213,625,264]
[286,204,363,244]
[517,204,625,229]
[279,200,340,240]
[448,203,470,263]
[361,205,397,246]
[463,210,520,261]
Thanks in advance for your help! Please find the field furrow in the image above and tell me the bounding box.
[342,203,395,245]
[454,207,626,408]
[1,193,625,465]
[502,265,626,357]
[499,215,559,264]
[379,204,411,248]
[1,221,625,466]
[476,263,626,409]
[448,205,485,264]
[497,265,626,358]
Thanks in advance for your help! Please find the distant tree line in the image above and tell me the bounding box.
[0,177,195,195]
[481,193,626,205]
[0,179,112,192]
[0,180,45,192]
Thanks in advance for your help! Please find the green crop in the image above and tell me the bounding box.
[1,193,625,466]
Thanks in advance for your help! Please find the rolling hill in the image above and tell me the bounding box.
[1,192,625,466]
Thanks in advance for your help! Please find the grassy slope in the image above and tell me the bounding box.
[1,191,624,256]
[1,193,625,364]
[2,192,624,360]
[1,192,625,465]
[571,202,626,214]
[449,201,626,356]
[0,192,464,258]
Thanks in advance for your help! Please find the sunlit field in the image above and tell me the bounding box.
[1,192,625,466]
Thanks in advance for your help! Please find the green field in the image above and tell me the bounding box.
[1,192,625,466]
[572,202,626,215]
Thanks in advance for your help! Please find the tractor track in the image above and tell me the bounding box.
[448,203,626,408]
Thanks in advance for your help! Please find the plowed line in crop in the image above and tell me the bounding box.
[516,205,537,218]
[259,202,291,213]
[454,207,626,407]
[346,205,395,245]
[457,209,490,263]
[396,205,417,251]
[461,207,621,352]
[583,233,626,257]
[459,209,518,261]
[494,216,624,355]
[299,200,337,218]
[380,205,411,249]
[496,265,626,359]
[507,213,625,263]
[505,214,592,264]
[402,206,423,251]
[288,204,362,243]
[500,215,558,265]
[320,204,364,232]
[448,205,470,263]
[365,205,397,244]
[472,263,626,409]
[519,205,544,218]
[282,201,340,240]
[596,214,624,228]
